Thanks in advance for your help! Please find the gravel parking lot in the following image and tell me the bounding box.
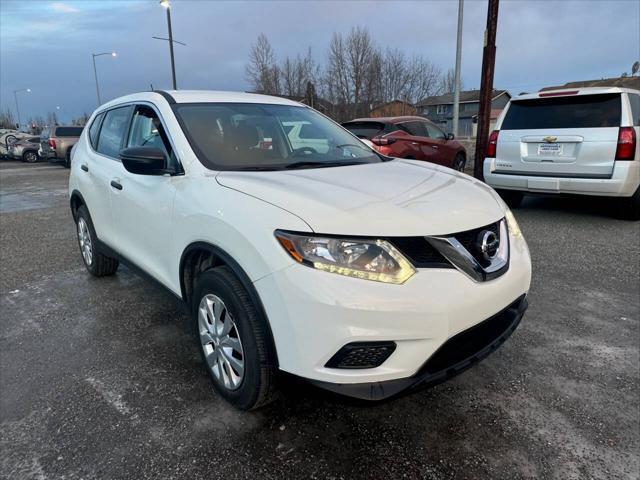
[1,161,638,480]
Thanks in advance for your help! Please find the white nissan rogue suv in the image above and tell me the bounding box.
[69,91,531,410]
[484,87,640,219]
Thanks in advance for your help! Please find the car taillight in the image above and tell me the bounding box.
[48,139,56,149]
[486,130,499,158]
[615,127,636,161]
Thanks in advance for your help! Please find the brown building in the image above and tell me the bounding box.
[369,100,417,118]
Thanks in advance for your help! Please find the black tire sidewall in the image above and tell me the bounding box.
[454,154,465,172]
[76,205,99,275]
[23,151,38,163]
[193,268,266,409]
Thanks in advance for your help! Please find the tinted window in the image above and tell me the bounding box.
[425,123,446,140]
[175,103,380,171]
[401,121,427,137]
[502,93,621,130]
[55,127,83,137]
[88,113,104,149]
[342,121,386,139]
[628,94,640,126]
[28,137,40,144]
[97,107,131,158]
[127,105,176,167]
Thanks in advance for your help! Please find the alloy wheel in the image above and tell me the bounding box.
[77,217,93,266]
[198,294,245,390]
[25,152,37,163]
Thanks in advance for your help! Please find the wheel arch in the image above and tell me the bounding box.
[69,189,87,221]
[179,241,279,367]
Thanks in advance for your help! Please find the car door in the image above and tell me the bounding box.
[398,121,439,163]
[108,103,180,288]
[80,106,133,247]
[424,122,456,167]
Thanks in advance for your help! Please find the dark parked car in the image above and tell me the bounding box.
[342,116,467,171]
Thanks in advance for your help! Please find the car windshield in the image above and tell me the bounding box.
[174,103,383,170]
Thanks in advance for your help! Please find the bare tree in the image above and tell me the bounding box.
[246,33,280,94]
[281,48,319,97]
[0,109,16,129]
[72,112,90,126]
[46,111,59,127]
[439,68,462,94]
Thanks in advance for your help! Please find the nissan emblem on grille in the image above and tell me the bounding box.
[478,230,500,262]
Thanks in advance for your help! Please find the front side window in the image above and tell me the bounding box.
[425,123,446,140]
[502,93,621,130]
[127,105,175,167]
[97,106,132,158]
[174,103,382,171]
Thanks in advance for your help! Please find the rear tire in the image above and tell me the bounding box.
[75,205,119,276]
[64,149,71,168]
[193,266,278,410]
[22,150,38,163]
[616,187,640,220]
[496,189,524,208]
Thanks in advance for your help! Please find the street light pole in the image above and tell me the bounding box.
[91,51,117,106]
[161,0,177,89]
[13,88,31,131]
[452,0,464,138]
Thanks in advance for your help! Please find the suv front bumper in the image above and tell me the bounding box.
[254,227,531,395]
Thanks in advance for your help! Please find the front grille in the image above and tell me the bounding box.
[386,237,452,268]
[325,341,396,369]
[451,221,501,268]
[386,221,502,270]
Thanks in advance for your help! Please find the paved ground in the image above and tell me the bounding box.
[1,160,638,480]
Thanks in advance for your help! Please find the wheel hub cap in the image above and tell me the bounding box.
[198,294,245,390]
[77,218,92,266]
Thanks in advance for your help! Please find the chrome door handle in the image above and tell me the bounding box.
[432,145,439,149]
[411,142,419,145]
[81,164,89,172]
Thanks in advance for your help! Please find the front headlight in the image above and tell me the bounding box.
[275,231,416,284]
[505,208,522,238]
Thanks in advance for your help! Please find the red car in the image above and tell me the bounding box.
[342,116,467,171]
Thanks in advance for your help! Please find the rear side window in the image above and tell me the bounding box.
[628,93,640,126]
[401,121,428,137]
[97,107,132,158]
[502,93,621,130]
[28,137,40,144]
[342,121,386,139]
[55,126,83,137]
[88,113,104,149]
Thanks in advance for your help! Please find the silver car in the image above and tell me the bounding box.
[8,136,41,163]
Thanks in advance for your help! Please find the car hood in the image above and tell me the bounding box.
[216,160,505,236]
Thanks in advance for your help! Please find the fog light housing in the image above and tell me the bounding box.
[325,341,396,369]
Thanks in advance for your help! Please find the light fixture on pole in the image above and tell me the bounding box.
[13,88,31,131]
[92,51,117,106]
[157,0,180,89]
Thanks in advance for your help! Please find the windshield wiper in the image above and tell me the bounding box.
[284,160,366,170]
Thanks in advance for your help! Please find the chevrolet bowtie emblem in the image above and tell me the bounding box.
[543,136,557,143]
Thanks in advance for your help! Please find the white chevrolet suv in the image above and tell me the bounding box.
[484,87,640,219]
[69,91,531,410]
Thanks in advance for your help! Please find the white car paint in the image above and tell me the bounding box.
[484,87,640,197]
[69,90,531,394]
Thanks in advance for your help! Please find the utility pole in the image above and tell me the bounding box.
[452,0,464,138]
[473,0,499,181]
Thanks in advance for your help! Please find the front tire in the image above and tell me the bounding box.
[453,153,466,172]
[75,205,119,276]
[22,151,38,163]
[193,266,277,410]
[496,189,524,208]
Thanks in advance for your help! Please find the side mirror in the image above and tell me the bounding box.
[446,133,455,140]
[119,147,173,175]
[371,136,397,146]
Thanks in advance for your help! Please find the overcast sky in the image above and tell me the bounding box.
[1,0,638,124]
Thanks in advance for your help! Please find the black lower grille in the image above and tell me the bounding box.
[421,295,524,375]
[325,341,396,369]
